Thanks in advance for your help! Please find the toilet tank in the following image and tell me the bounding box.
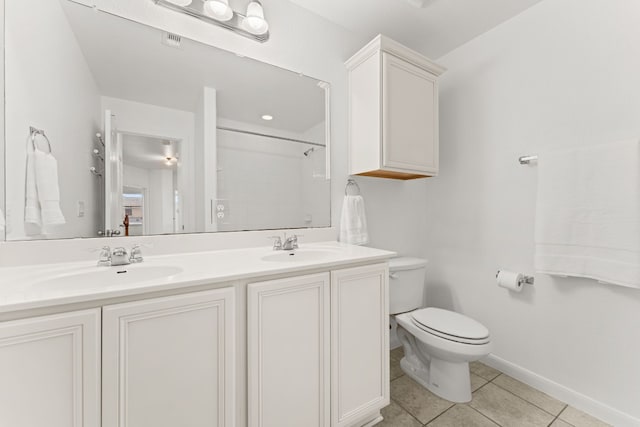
[389,257,428,315]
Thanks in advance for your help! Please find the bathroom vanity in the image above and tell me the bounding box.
[0,242,394,427]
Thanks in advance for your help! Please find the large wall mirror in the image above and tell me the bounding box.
[3,0,330,241]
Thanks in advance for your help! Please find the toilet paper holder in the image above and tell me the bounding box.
[495,270,535,286]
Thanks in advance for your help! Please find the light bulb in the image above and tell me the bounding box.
[166,0,193,6]
[204,0,233,22]
[244,1,268,35]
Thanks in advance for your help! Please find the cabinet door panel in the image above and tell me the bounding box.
[248,273,330,427]
[0,309,101,427]
[102,288,235,427]
[383,52,438,174]
[331,264,389,427]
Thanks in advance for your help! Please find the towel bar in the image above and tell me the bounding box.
[345,178,361,196]
[29,126,52,154]
[519,155,538,165]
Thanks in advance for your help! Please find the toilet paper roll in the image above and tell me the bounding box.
[497,270,524,292]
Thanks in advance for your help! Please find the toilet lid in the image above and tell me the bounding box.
[411,308,490,344]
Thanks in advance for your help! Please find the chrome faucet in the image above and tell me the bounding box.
[96,245,145,266]
[282,234,300,251]
[110,247,129,266]
[268,233,300,251]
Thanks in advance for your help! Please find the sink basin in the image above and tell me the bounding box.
[32,265,184,289]
[261,249,335,263]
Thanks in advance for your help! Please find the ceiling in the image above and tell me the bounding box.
[288,0,544,58]
[122,134,180,170]
[61,1,325,134]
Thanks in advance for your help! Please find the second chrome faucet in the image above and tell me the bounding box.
[269,233,301,251]
[97,245,144,266]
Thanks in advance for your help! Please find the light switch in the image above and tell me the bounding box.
[77,201,85,217]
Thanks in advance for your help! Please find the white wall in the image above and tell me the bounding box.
[101,96,196,232]
[423,0,640,423]
[5,0,101,240]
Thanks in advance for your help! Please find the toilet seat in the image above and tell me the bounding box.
[410,308,490,345]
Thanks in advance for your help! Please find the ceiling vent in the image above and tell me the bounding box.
[161,32,182,48]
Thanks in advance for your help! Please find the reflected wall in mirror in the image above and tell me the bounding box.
[4,0,330,241]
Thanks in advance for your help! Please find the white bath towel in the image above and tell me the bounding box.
[535,139,640,288]
[339,195,369,245]
[24,149,65,235]
[24,150,42,234]
[34,150,65,227]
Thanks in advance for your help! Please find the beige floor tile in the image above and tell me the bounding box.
[469,383,555,427]
[558,406,611,427]
[550,419,573,427]
[390,351,405,381]
[471,373,488,392]
[391,346,405,361]
[427,404,499,427]
[391,375,454,424]
[493,374,566,415]
[378,401,422,427]
[470,361,501,381]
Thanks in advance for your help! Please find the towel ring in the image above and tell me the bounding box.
[345,178,361,196]
[29,126,52,154]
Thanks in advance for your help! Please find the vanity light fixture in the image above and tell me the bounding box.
[204,0,233,22]
[154,0,270,42]
[244,1,269,35]
[261,114,273,121]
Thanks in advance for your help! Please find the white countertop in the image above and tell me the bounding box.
[0,242,395,314]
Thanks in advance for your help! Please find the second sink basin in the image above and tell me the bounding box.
[32,265,184,289]
[261,249,336,263]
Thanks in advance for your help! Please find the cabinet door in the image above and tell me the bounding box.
[382,52,438,175]
[0,309,101,427]
[331,264,389,427]
[248,273,330,427]
[102,288,235,427]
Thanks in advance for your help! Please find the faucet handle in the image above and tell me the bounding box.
[129,244,144,263]
[96,246,111,266]
[268,236,283,250]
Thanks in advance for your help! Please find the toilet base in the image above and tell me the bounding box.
[400,355,472,403]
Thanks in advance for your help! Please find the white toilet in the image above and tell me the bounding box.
[389,257,492,403]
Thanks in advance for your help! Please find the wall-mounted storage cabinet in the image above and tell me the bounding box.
[346,35,446,180]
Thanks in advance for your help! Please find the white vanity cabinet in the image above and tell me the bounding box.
[346,35,445,180]
[102,287,236,427]
[0,245,393,427]
[247,264,389,427]
[0,309,101,427]
[331,264,389,427]
[247,273,331,427]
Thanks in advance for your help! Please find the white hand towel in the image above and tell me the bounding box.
[339,195,369,245]
[24,150,42,234]
[535,139,640,288]
[34,150,66,227]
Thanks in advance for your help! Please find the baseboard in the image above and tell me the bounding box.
[484,354,640,427]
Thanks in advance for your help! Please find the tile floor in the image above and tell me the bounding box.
[381,347,611,427]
